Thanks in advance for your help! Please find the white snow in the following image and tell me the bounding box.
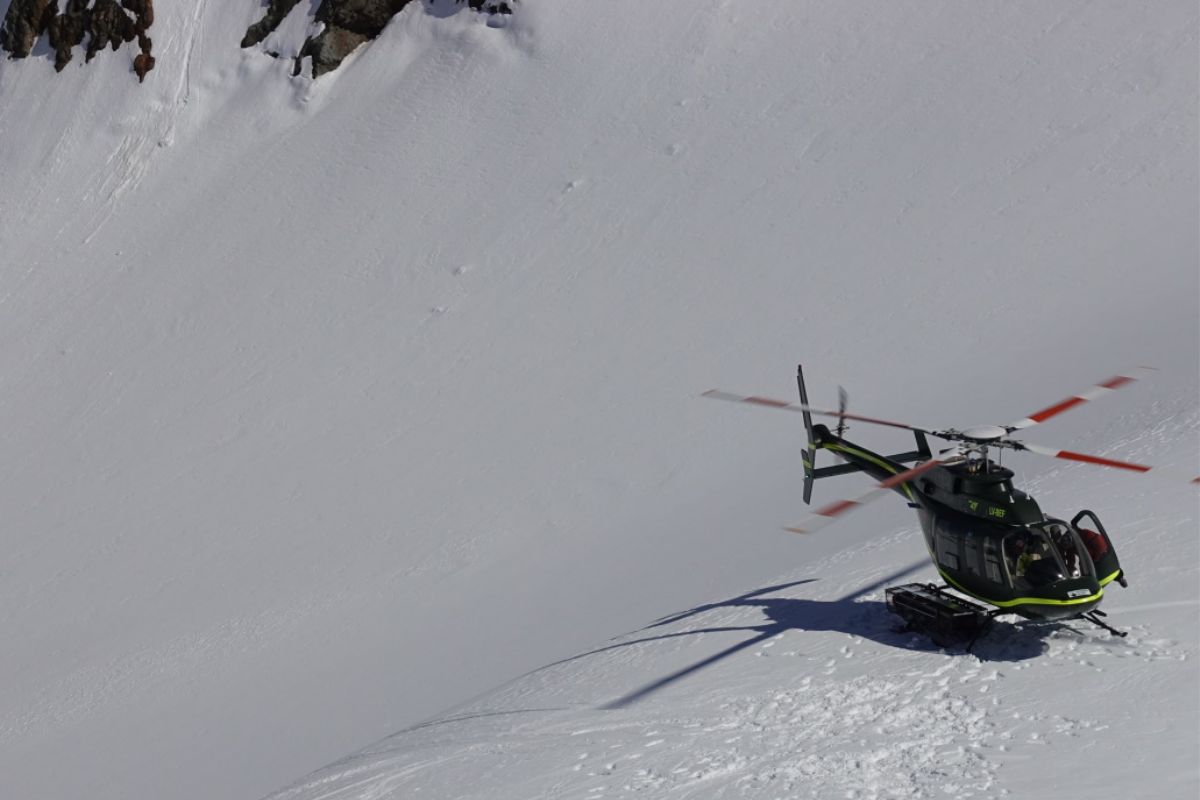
[0,1,1196,799]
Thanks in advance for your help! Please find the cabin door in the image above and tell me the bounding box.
[1071,510,1123,587]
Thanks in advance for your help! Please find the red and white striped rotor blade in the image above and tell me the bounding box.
[1019,441,1200,485]
[1006,367,1157,432]
[783,459,943,534]
[702,390,937,435]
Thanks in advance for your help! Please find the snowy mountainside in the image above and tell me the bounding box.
[0,2,1195,799]
[270,404,1199,800]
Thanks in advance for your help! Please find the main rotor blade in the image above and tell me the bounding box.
[783,459,943,534]
[702,390,939,436]
[1017,441,1200,484]
[1005,367,1157,432]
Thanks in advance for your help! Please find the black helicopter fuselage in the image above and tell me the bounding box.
[812,424,1122,621]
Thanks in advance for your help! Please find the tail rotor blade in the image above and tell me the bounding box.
[1006,367,1157,432]
[783,460,943,534]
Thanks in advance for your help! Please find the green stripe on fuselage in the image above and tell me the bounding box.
[938,568,1104,608]
[823,442,915,501]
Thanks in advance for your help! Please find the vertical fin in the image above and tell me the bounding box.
[914,429,931,460]
[797,364,818,505]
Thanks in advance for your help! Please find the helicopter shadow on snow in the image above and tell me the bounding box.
[592,564,1082,710]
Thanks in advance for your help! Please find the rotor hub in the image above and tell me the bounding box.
[959,425,1008,442]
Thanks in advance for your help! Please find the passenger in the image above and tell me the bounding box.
[1078,527,1128,587]
[1049,525,1081,577]
[1078,527,1108,560]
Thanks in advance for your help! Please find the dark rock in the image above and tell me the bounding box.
[246,0,519,79]
[7,0,155,80]
[296,24,372,78]
[132,49,152,80]
[296,0,517,78]
[241,0,303,48]
[86,0,135,63]
[126,0,153,81]
[47,1,90,71]
[314,0,413,36]
[291,0,413,77]
[121,0,152,27]
[0,0,55,58]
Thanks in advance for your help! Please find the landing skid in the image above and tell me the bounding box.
[1081,608,1128,638]
[886,583,1130,651]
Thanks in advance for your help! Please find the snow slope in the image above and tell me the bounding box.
[0,2,1195,799]
[269,401,1200,800]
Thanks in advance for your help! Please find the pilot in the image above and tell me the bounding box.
[1049,525,1081,577]
[1010,533,1041,577]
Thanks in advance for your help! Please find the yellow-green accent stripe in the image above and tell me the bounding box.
[825,442,1107,609]
[824,442,916,501]
[938,569,1105,608]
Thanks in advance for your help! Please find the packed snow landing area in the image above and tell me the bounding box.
[1,2,1196,799]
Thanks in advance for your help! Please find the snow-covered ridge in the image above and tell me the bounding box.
[244,0,517,77]
[1,0,155,78]
[0,1,517,82]
[0,1,1195,799]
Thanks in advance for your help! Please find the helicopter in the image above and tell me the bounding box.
[704,365,1198,645]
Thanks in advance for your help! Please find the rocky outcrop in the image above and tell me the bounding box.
[0,0,56,58]
[45,0,87,71]
[86,0,136,63]
[293,0,415,78]
[124,0,153,81]
[3,0,508,83]
[1,0,154,80]
[241,0,304,49]
[242,0,516,79]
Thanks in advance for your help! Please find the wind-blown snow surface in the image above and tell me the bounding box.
[0,2,1196,799]
[269,395,1200,800]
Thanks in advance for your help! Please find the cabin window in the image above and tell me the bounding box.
[934,525,960,571]
[983,542,1003,583]
[962,534,984,579]
[1004,528,1069,588]
[1037,520,1095,578]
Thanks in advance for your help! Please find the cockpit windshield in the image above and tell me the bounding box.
[1003,521,1094,588]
